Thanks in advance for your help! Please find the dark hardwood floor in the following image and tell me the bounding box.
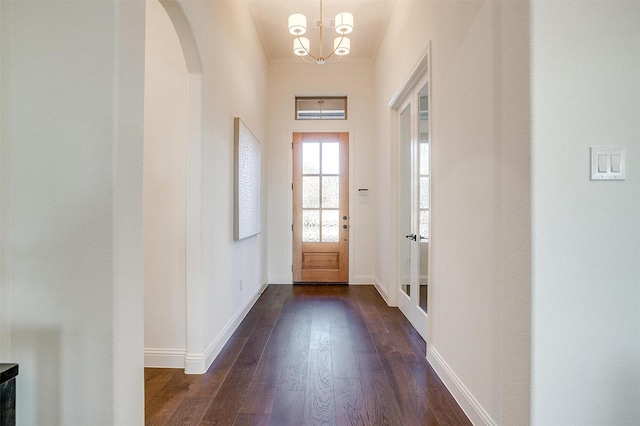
[145,284,471,425]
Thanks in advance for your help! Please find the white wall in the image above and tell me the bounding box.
[176,0,269,372]
[374,1,531,424]
[267,61,376,285]
[0,0,145,424]
[143,0,188,368]
[530,2,640,424]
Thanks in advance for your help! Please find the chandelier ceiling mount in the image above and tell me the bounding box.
[288,0,354,65]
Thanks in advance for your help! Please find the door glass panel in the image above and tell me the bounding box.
[420,143,429,175]
[321,142,339,174]
[321,210,339,242]
[303,210,320,242]
[399,105,411,297]
[418,82,429,314]
[303,176,320,208]
[420,211,429,241]
[419,277,428,312]
[419,177,429,209]
[321,176,339,208]
[303,143,320,174]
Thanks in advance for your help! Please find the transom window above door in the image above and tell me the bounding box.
[295,96,347,120]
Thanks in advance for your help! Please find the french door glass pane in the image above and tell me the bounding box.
[419,283,428,312]
[420,210,429,241]
[321,210,339,242]
[321,142,339,174]
[419,82,429,315]
[303,143,320,174]
[303,210,320,242]
[322,176,339,208]
[419,177,429,209]
[303,176,320,208]
[399,104,411,297]
[420,143,429,175]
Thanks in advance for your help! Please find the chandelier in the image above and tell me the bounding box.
[288,0,354,65]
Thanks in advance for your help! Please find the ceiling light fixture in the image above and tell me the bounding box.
[288,0,353,65]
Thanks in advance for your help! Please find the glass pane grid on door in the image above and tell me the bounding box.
[302,142,340,243]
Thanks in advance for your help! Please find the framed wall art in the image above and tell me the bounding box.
[234,117,262,240]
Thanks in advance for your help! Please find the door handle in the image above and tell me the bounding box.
[405,234,417,241]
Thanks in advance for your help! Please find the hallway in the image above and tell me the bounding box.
[144,285,470,425]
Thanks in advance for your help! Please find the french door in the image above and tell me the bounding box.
[292,132,349,283]
[398,74,430,341]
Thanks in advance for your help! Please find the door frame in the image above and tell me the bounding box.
[388,46,432,344]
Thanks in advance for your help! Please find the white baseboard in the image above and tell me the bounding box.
[372,276,390,304]
[184,287,262,374]
[268,275,291,284]
[144,348,186,369]
[350,275,375,285]
[427,345,496,426]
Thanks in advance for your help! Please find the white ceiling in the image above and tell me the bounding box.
[248,1,397,62]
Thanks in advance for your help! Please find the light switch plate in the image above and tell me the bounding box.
[590,147,625,181]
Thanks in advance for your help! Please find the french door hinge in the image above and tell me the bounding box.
[292,183,293,190]
[291,224,293,231]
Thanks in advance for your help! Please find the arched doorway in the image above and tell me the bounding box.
[143,0,204,373]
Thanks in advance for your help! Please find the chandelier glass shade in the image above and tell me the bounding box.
[288,0,353,64]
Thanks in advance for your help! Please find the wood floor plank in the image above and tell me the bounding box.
[356,352,404,426]
[331,326,359,379]
[268,390,305,426]
[238,380,277,415]
[277,347,309,391]
[234,414,270,426]
[304,349,335,425]
[334,378,370,426]
[166,396,211,425]
[187,336,248,398]
[200,326,274,425]
[381,312,425,364]
[404,356,471,425]
[145,370,200,426]
[278,311,312,391]
[251,313,295,383]
[145,368,179,408]
[379,350,425,425]
[198,366,255,425]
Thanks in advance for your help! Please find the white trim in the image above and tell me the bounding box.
[144,348,187,369]
[388,48,430,109]
[350,274,375,285]
[184,287,261,374]
[268,275,292,284]
[373,276,390,305]
[428,345,496,426]
[184,71,204,377]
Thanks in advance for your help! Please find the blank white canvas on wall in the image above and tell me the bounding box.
[234,117,261,240]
